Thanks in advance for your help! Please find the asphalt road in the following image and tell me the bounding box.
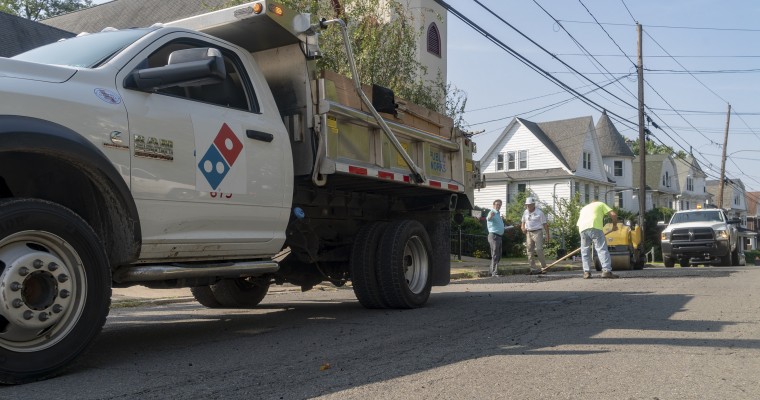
[6,267,760,399]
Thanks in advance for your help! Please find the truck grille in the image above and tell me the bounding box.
[671,227,714,242]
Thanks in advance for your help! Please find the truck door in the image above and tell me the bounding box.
[116,35,292,260]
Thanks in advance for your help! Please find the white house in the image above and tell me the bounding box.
[632,153,680,211]
[672,154,711,210]
[595,111,636,211]
[476,116,614,213]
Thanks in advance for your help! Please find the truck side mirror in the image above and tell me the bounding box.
[657,221,666,227]
[125,47,226,91]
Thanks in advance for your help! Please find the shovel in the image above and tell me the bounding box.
[540,229,615,274]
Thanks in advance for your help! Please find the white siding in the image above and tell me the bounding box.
[482,123,565,173]
[657,159,679,194]
[473,184,507,210]
[574,125,607,182]
[603,157,635,212]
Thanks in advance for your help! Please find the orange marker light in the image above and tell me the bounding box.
[269,4,284,16]
[252,3,263,14]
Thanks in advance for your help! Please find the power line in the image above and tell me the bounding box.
[557,19,760,32]
[432,0,638,131]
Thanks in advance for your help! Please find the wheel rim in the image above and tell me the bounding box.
[402,236,429,294]
[0,231,86,352]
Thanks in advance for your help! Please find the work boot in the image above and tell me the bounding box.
[601,271,619,279]
[582,271,592,279]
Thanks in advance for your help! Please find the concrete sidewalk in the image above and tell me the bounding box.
[111,256,584,306]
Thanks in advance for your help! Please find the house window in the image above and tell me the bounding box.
[427,23,441,57]
[582,152,591,169]
[507,184,511,204]
[686,177,693,191]
[518,150,527,169]
[662,171,671,187]
[517,183,526,194]
[496,154,504,171]
[575,182,581,197]
[584,183,590,203]
[507,151,515,170]
[616,192,623,208]
[594,186,599,200]
[686,201,690,209]
[613,161,623,176]
[735,195,739,205]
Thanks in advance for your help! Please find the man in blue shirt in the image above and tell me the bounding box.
[487,199,505,277]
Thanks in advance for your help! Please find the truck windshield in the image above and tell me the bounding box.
[12,29,151,68]
[670,211,723,224]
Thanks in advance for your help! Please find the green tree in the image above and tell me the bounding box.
[1,0,92,20]
[628,138,687,158]
[221,0,467,127]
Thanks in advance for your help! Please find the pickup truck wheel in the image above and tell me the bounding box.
[210,278,269,308]
[190,286,223,308]
[719,255,732,267]
[663,257,675,268]
[731,248,740,266]
[350,222,388,309]
[679,259,690,268]
[0,199,110,384]
[377,220,432,309]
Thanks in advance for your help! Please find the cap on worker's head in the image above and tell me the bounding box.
[525,197,535,205]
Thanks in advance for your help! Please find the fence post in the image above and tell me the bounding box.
[458,226,462,260]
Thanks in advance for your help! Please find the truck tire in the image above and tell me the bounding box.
[719,254,732,267]
[663,256,675,268]
[679,259,690,268]
[190,286,223,308]
[731,248,740,266]
[210,278,269,308]
[376,220,432,309]
[350,222,388,309]
[0,199,110,384]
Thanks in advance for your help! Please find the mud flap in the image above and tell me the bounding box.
[423,212,451,286]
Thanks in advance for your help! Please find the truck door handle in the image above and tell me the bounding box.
[246,130,274,142]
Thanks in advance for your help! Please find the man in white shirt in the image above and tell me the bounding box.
[521,197,550,274]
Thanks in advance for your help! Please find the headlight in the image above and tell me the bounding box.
[661,232,670,241]
[716,230,729,240]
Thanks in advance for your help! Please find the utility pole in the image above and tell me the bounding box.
[717,103,731,208]
[637,23,646,232]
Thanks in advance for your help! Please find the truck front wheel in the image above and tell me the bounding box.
[0,199,110,384]
[663,256,675,268]
[377,220,432,309]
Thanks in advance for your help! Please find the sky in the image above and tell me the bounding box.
[85,0,760,192]
[442,0,760,192]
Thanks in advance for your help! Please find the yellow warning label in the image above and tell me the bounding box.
[465,160,473,172]
[327,115,338,133]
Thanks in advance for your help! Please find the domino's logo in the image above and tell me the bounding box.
[198,123,243,190]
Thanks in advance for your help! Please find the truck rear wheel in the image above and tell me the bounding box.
[350,222,388,309]
[0,199,110,384]
[210,278,269,308]
[679,259,690,268]
[377,220,432,309]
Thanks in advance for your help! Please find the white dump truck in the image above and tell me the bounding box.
[0,1,480,383]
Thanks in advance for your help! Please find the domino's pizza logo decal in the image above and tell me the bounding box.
[195,121,247,194]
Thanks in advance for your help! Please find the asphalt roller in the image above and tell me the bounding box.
[594,222,646,271]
